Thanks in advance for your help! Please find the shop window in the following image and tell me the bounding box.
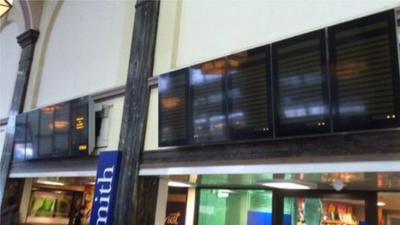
[198,189,273,225]
[165,187,188,225]
[377,192,400,225]
[283,197,366,225]
[24,178,95,225]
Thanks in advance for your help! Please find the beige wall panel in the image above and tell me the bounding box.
[26,0,135,109]
[154,0,400,75]
[0,23,21,119]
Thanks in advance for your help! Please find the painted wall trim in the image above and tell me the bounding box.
[9,170,96,178]
[139,160,400,176]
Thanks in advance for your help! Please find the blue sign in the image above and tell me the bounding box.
[90,151,122,225]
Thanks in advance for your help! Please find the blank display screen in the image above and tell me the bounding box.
[159,69,189,146]
[227,46,272,139]
[330,10,400,131]
[191,59,227,144]
[273,30,330,136]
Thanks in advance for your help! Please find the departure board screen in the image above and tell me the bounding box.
[273,30,330,136]
[190,59,227,144]
[39,106,54,156]
[53,102,70,155]
[159,69,189,146]
[329,10,400,131]
[13,97,93,161]
[70,98,91,156]
[227,46,272,140]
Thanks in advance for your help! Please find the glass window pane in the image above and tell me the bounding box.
[284,197,366,225]
[198,189,273,225]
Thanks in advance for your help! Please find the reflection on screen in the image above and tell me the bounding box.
[274,31,329,135]
[159,69,188,146]
[331,12,399,130]
[227,46,271,139]
[191,59,227,143]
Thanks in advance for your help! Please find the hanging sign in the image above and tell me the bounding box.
[90,151,122,225]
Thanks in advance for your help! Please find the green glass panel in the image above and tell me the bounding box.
[198,189,273,225]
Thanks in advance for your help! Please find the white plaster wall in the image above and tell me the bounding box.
[0,126,6,164]
[155,0,400,74]
[0,22,21,119]
[144,88,159,150]
[27,0,135,109]
[95,96,124,152]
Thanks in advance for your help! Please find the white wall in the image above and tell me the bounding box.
[0,126,6,164]
[0,23,21,119]
[95,96,125,152]
[155,0,400,74]
[0,0,27,119]
[25,0,135,109]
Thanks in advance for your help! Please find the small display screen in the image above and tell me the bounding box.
[159,69,189,146]
[273,30,330,136]
[227,46,272,139]
[13,97,92,161]
[329,10,400,131]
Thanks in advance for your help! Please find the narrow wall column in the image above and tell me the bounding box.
[113,0,160,225]
[0,29,39,209]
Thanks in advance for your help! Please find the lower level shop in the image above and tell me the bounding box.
[3,173,400,225]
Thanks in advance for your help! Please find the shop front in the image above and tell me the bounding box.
[152,173,400,225]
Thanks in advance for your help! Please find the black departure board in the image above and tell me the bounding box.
[273,30,330,136]
[190,59,227,144]
[329,10,400,131]
[158,9,400,147]
[13,97,94,161]
[159,69,189,146]
[227,46,272,139]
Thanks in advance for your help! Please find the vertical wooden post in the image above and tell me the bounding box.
[365,192,378,225]
[0,29,39,210]
[113,0,160,225]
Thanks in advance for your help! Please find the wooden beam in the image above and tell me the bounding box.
[113,0,160,224]
[0,29,39,211]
